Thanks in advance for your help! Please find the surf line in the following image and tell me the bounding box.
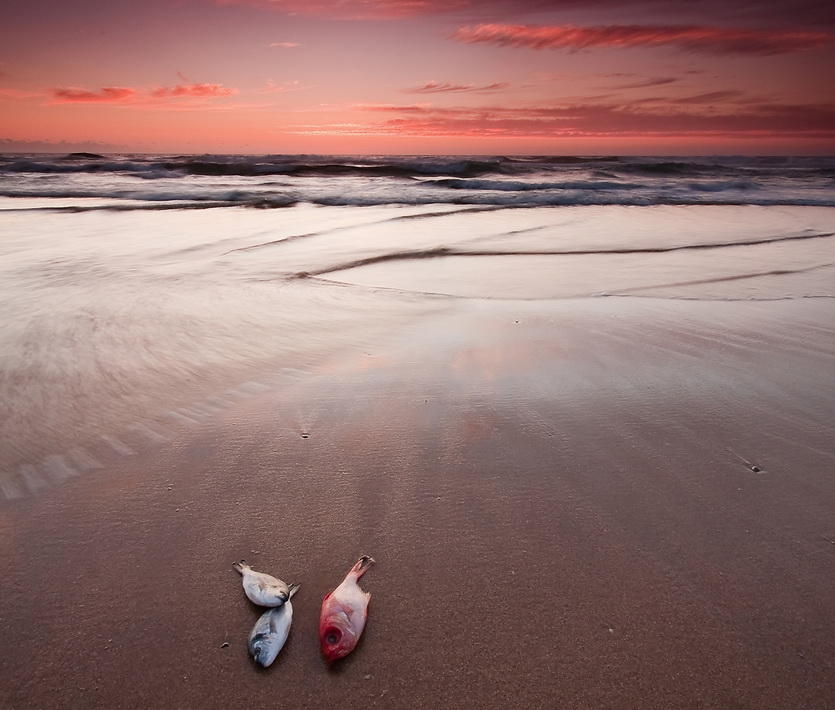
[290,232,835,279]
[607,261,835,295]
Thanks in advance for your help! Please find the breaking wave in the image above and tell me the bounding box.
[1,153,834,208]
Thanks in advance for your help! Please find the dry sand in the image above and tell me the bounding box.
[1,296,834,709]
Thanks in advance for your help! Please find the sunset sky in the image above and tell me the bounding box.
[2,0,834,154]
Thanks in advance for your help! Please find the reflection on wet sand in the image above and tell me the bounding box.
[2,297,834,709]
[2,200,835,708]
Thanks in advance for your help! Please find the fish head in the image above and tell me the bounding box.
[248,632,280,668]
[319,613,358,663]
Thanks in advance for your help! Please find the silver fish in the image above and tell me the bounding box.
[232,560,299,607]
[248,585,298,667]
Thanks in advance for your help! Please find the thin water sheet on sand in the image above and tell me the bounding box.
[2,204,832,472]
[1,296,833,709]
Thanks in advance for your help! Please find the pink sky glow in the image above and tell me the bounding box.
[1,0,833,154]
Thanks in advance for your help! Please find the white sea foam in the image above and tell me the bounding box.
[1,154,834,208]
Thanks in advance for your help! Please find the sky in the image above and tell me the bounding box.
[1,0,834,155]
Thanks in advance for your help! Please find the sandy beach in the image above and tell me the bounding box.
[4,0,835,696]
[1,294,833,709]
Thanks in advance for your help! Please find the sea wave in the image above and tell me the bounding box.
[420,178,648,191]
[3,153,831,177]
[0,154,522,178]
[2,189,835,210]
[1,153,833,208]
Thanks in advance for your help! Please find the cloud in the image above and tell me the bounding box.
[404,80,510,94]
[681,0,835,27]
[452,23,835,55]
[608,76,679,90]
[204,1,835,25]
[342,100,835,139]
[214,0,471,19]
[0,87,42,100]
[269,42,300,48]
[356,103,432,112]
[49,83,236,104]
[150,83,235,98]
[51,87,139,103]
[630,90,752,106]
[667,91,746,104]
[258,79,306,94]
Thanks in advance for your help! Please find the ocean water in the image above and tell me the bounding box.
[2,153,834,207]
[1,153,834,487]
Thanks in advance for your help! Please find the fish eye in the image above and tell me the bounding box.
[325,632,339,645]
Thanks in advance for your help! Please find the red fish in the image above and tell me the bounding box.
[319,556,375,662]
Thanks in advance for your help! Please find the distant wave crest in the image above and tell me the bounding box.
[1,153,833,208]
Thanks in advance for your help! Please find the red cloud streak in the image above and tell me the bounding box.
[355,102,835,139]
[452,24,835,55]
[405,81,510,93]
[150,83,234,98]
[51,87,139,103]
[50,84,235,104]
[209,1,835,24]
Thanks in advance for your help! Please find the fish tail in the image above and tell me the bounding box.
[287,583,301,599]
[232,560,250,575]
[350,555,375,579]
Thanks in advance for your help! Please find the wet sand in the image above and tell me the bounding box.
[1,296,834,709]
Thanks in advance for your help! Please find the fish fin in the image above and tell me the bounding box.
[287,583,300,599]
[232,560,250,574]
[350,555,375,579]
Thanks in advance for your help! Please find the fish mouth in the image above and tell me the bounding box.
[321,625,347,661]
[252,647,273,668]
[323,627,342,646]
